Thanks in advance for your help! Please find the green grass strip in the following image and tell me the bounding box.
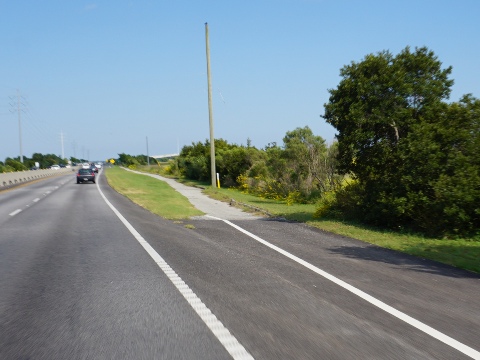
[104,167,204,220]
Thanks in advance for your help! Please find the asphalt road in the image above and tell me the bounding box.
[0,170,479,359]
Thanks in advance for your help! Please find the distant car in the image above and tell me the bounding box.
[95,162,103,169]
[82,163,90,169]
[90,164,98,173]
[76,168,96,184]
[50,165,60,170]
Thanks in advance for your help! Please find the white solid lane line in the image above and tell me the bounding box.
[206,215,480,360]
[96,181,254,360]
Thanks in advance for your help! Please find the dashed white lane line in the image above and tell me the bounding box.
[96,181,254,360]
[9,209,22,217]
[10,194,48,217]
[7,183,65,220]
[205,215,480,360]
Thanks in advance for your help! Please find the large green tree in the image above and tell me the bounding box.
[399,95,480,235]
[323,46,479,236]
[323,46,452,179]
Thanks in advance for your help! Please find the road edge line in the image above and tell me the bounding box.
[96,177,254,360]
[206,215,480,360]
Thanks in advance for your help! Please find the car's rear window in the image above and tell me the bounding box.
[79,169,92,175]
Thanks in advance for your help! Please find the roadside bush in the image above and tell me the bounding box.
[313,190,337,219]
[5,158,27,172]
[314,178,361,220]
[164,160,178,175]
[183,155,209,181]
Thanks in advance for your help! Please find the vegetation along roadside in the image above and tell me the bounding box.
[105,166,479,274]
[106,46,479,274]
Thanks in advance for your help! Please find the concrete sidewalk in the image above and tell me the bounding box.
[124,168,262,221]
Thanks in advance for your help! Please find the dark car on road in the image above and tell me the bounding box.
[76,168,96,184]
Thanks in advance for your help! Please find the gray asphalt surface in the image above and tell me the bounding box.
[115,168,480,359]
[0,173,233,360]
[1,169,479,359]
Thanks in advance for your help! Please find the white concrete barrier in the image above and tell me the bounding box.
[0,168,77,188]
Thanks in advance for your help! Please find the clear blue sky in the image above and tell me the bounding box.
[1,0,479,161]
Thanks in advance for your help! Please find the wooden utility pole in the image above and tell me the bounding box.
[205,22,216,188]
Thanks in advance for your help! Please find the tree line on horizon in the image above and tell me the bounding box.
[0,154,88,172]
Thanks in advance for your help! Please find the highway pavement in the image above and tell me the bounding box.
[0,170,479,359]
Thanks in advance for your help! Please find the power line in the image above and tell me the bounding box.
[4,92,86,161]
[20,99,79,160]
[9,90,26,163]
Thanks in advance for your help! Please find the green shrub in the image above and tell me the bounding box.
[5,159,27,172]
